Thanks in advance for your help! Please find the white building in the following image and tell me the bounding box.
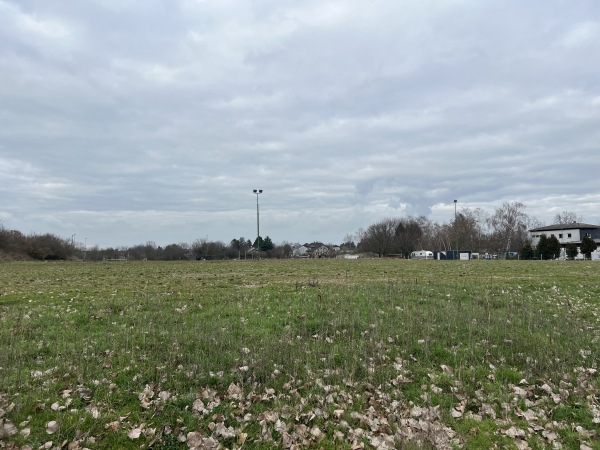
[529,223,600,248]
[292,245,309,257]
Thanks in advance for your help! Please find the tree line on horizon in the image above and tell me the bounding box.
[0,227,285,261]
[357,203,597,259]
[0,203,596,261]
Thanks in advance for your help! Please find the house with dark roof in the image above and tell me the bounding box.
[528,223,600,249]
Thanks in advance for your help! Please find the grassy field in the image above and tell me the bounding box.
[0,259,599,449]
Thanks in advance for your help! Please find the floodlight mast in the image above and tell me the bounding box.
[454,199,457,260]
[253,189,263,260]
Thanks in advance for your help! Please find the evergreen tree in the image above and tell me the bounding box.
[261,236,274,251]
[520,242,534,260]
[536,234,548,259]
[547,235,561,259]
[580,235,598,259]
[565,243,578,260]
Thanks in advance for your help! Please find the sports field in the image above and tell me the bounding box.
[1,260,599,449]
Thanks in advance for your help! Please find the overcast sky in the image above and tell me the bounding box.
[1,0,599,248]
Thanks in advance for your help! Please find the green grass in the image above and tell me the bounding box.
[0,259,599,449]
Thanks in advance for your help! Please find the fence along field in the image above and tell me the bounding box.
[0,260,599,449]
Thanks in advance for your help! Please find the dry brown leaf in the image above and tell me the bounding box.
[516,408,537,422]
[275,419,287,434]
[263,410,279,422]
[128,427,142,439]
[85,405,100,419]
[78,387,92,401]
[310,426,322,439]
[541,428,559,442]
[440,364,453,374]
[451,408,463,419]
[514,438,530,449]
[296,423,309,437]
[1,421,18,438]
[215,422,235,439]
[512,385,528,397]
[192,399,207,415]
[46,420,59,434]
[503,426,525,438]
[465,411,482,421]
[410,406,423,418]
[227,383,242,400]
[480,403,496,419]
[105,421,120,432]
[186,431,204,448]
[574,426,594,438]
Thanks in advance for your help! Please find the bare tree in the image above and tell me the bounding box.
[342,233,356,249]
[163,243,190,260]
[428,222,452,251]
[360,218,398,257]
[0,222,8,252]
[489,201,529,254]
[527,216,544,230]
[453,209,479,251]
[553,211,582,225]
[395,217,423,257]
[27,233,73,260]
[416,216,436,250]
[230,237,251,259]
[472,208,490,252]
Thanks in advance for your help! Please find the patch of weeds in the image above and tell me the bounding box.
[495,366,523,385]
[399,381,425,404]
[550,403,593,424]
[151,432,187,449]
[430,391,455,412]
[456,418,499,449]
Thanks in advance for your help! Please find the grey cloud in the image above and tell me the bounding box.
[1,0,599,247]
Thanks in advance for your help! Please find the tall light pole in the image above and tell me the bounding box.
[454,199,457,260]
[253,189,263,260]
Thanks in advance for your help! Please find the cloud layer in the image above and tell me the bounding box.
[1,0,599,247]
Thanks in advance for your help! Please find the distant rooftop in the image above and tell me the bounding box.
[529,223,600,232]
